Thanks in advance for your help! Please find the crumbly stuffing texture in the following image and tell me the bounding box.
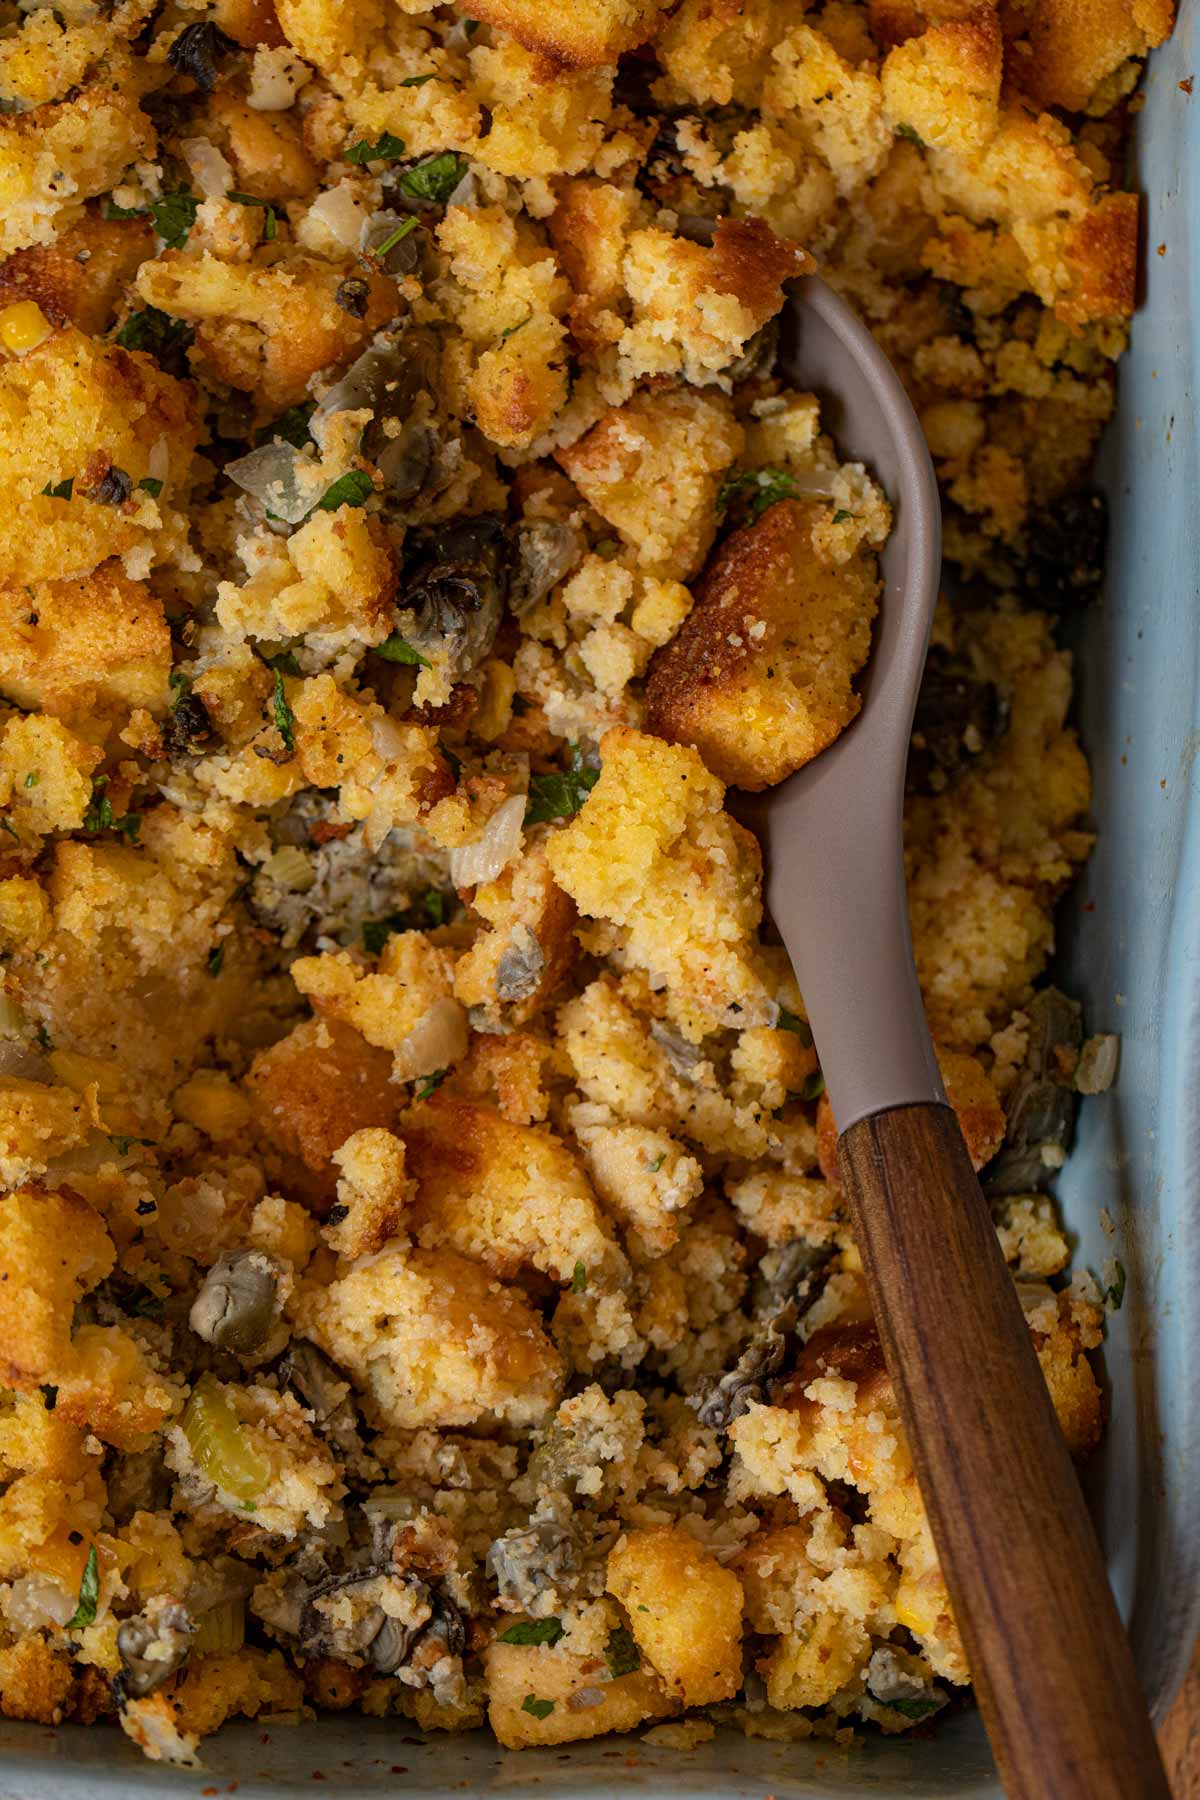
[0,0,1162,1764]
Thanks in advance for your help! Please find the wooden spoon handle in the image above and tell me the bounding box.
[838,1101,1169,1800]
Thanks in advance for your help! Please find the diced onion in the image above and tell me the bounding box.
[191,1596,245,1655]
[1076,1033,1120,1095]
[181,138,235,200]
[261,846,316,892]
[247,47,311,112]
[392,996,468,1082]
[305,183,370,252]
[448,794,525,888]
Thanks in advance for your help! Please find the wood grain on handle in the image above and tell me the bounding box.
[838,1102,1169,1800]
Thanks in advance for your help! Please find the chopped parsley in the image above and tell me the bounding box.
[0,817,18,840]
[571,1261,588,1293]
[521,1694,555,1720]
[317,470,375,512]
[206,944,225,977]
[23,772,38,788]
[138,477,164,499]
[498,1617,563,1647]
[271,668,295,753]
[373,632,430,668]
[266,651,302,676]
[34,1023,53,1052]
[344,130,407,164]
[372,217,418,258]
[40,477,73,500]
[649,1152,666,1173]
[104,199,147,221]
[114,305,194,373]
[66,1546,99,1630]
[890,1696,940,1720]
[525,745,599,825]
[266,400,316,449]
[717,466,800,524]
[832,508,854,524]
[776,1007,813,1045]
[400,73,434,88]
[396,151,467,204]
[1105,1260,1127,1310]
[361,888,450,954]
[501,314,530,342]
[83,776,140,840]
[109,1135,154,1157]
[896,123,925,146]
[605,1625,641,1678]
[799,1070,826,1102]
[226,191,277,242]
[413,1067,449,1102]
[150,190,200,251]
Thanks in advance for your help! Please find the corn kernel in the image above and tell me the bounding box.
[0,301,52,356]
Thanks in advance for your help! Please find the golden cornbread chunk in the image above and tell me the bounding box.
[645,498,880,791]
[546,726,771,1033]
[466,0,670,67]
[0,75,155,257]
[0,215,156,336]
[0,564,172,724]
[486,1640,673,1748]
[294,1244,563,1432]
[0,328,197,585]
[557,388,744,582]
[607,1524,744,1706]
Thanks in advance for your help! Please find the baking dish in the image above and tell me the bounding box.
[1,13,1197,1799]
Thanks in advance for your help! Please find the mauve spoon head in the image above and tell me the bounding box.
[742,275,945,1132]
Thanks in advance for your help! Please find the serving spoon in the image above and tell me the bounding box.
[743,276,1170,1799]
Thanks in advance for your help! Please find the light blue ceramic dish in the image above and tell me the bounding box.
[1,18,1196,1800]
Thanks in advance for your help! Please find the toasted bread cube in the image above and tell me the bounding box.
[574,1121,703,1254]
[0,713,101,835]
[485,1640,674,1748]
[0,1077,93,1189]
[0,76,155,256]
[244,1017,404,1205]
[55,1324,183,1453]
[548,178,643,353]
[1021,0,1174,113]
[0,1187,114,1389]
[0,1636,74,1726]
[0,564,172,723]
[607,1523,744,1706]
[325,1128,413,1259]
[0,214,155,335]
[762,1609,872,1710]
[619,219,812,385]
[880,12,1002,156]
[135,251,400,408]
[295,1244,563,1431]
[466,0,669,66]
[645,499,879,791]
[546,726,771,1034]
[557,388,743,582]
[403,1093,622,1284]
[0,328,198,586]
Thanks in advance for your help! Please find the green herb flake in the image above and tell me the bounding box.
[374,632,431,668]
[150,190,200,251]
[115,812,142,844]
[109,1135,154,1157]
[525,744,600,825]
[800,1070,826,1102]
[40,477,73,500]
[414,1067,449,1102]
[498,1617,563,1647]
[500,314,530,342]
[206,944,225,977]
[521,1694,555,1721]
[345,130,407,164]
[0,817,18,840]
[717,466,799,524]
[272,668,296,753]
[832,508,855,525]
[83,777,114,834]
[649,1152,666,1173]
[362,888,451,954]
[397,151,467,204]
[266,650,302,676]
[896,123,925,146]
[34,1023,53,1052]
[776,1007,813,1046]
[267,401,316,449]
[373,217,419,258]
[400,73,434,87]
[890,1696,940,1720]
[317,469,375,512]
[138,477,164,499]
[114,305,195,369]
[104,199,148,221]
[571,1260,588,1293]
[605,1626,641,1678]
[23,772,38,788]
[66,1546,99,1630]
[227,191,278,241]
[1106,1260,1127,1310]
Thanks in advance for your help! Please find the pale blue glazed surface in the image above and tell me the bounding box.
[1,16,1196,1798]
